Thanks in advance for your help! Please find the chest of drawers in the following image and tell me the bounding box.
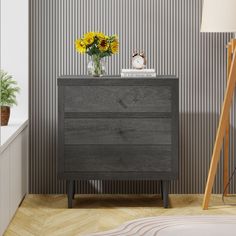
[58,76,179,208]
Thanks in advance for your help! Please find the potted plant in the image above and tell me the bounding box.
[0,70,20,126]
[75,31,119,77]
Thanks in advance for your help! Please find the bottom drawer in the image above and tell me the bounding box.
[64,145,171,172]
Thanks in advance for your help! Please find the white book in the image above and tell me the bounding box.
[121,69,156,74]
[121,72,156,77]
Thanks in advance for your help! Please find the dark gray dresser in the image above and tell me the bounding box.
[58,76,179,208]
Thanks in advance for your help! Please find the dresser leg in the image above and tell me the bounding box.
[162,180,169,208]
[160,180,163,200]
[72,180,75,199]
[67,180,73,208]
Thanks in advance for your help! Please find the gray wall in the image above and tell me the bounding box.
[29,0,236,194]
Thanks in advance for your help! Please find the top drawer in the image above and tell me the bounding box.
[64,86,171,113]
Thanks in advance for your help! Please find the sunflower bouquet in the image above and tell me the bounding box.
[75,32,119,76]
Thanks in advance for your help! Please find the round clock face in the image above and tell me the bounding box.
[132,55,145,69]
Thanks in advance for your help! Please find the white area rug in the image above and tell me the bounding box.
[86,216,236,236]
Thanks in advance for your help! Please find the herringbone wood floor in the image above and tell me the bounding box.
[4,194,236,236]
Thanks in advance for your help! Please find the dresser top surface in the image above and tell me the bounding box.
[58,75,178,85]
[58,75,177,79]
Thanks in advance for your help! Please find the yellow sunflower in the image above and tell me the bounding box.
[75,39,86,53]
[83,32,95,46]
[96,32,107,40]
[98,39,109,52]
[110,39,119,54]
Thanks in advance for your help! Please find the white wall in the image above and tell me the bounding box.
[1,0,28,121]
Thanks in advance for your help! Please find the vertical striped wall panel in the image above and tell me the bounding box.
[29,0,235,194]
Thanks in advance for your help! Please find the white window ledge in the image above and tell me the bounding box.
[0,119,28,153]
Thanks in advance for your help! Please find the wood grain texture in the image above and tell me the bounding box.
[64,85,171,113]
[223,41,233,196]
[58,172,178,181]
[203,49,236,210]
[64,145,172,172]
[58,77,178,208]
[64,118,172,145]
[4,194,236,236]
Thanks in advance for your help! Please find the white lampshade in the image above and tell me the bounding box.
[201,0,236,32]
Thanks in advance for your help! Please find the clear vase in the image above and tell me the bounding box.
[87,55,106,77]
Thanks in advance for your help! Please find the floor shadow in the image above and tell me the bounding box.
[73,194,165,209]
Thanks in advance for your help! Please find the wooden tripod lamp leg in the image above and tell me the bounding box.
[223,42,232,196]
[202,48,236,210]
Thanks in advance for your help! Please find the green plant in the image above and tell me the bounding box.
[0,70,20,107]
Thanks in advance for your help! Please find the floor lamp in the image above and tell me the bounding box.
[201,0,236,210]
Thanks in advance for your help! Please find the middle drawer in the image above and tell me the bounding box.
[64,118,171,145]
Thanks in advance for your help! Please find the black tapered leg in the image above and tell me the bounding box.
[72,180,75,199]
[160,180,163,200]
[67,180,73,208]
[162,180,169,208]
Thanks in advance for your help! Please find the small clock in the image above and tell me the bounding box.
[132,51,146,69]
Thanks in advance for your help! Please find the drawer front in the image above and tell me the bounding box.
[64,86,171,113]
[64,118,171,145]
[64,145,172,172]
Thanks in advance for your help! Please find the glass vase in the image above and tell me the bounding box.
[87,55,106,77]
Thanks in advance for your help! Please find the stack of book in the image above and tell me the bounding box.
[121,69,156,77]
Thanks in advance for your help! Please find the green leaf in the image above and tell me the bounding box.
[0,70,20,107]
